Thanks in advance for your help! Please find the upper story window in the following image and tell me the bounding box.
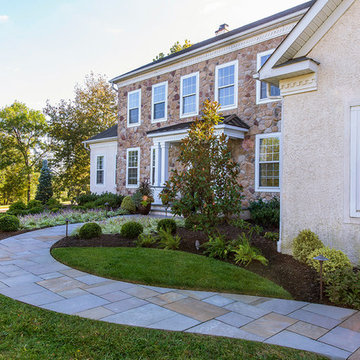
[127,89,141,127]
[255,133,281,192]
[152,82,167,122]
[96,155,104,185]
[126,147,140,188]
[257,50,280,104]
[180,72,199,118]
[215,60,238,110]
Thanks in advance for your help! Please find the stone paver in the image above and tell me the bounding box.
[0,224,359,360]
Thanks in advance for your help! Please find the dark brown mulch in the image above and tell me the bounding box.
[0,229,32,241]
[51,224,326,304]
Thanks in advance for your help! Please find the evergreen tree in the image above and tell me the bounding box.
[35,160,53,204]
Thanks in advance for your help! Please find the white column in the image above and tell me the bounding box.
[154,142,161,187]
[160,142,169,186]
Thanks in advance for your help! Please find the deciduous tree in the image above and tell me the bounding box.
[153,40,192,61]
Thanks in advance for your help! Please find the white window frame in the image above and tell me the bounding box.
[215,60,238,110]
[127,89,141,127]
[180,72,199,118]
[96,155,105,186]
[350,106,360,217]
[151,82,168,123]
[126,147,140,188]
[255,132,281,192]
[114,155,118,186]
[256,49,281,104]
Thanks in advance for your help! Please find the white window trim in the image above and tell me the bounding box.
[255,132,281,193]
[96,155,105,186]
[127,89,141,128]
[114,155,118,186]
[126,147,140,188]
[350,106,360,217]
[215,59,238,111]
[151,81,168,123]
[256,49,281,105]
[180,72,199,118]
[150,145,158,186]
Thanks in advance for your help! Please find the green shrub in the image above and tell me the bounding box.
[307,247,352,276]
[292,229,324,263]
[132,191,143,209]
[232,233,268,267]
[27,200,42,209]
[231,218,250,230]
[202,233,232,260]
[120,221,143,239]
[121,196,136,214]
[157,219,177,234]
[76,193,99,206]
[184,214,210,231]
[83,201,97,210]
[249,198,280,227]
[27,206,44,215]
[0,215,20,232]
[46,198,62,209]
[158,229,180,250]
[8,201,26,213]
[76,192,124,209]
[79,223,102,239]
[136,233,157,247]
[325,267,360,310]
[248,225,264,238]
[50,208,60,213]
[264,232,279,242]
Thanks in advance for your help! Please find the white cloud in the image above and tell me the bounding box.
[105,27,123,34]
[202,1,224,14]
[0,15,9,23]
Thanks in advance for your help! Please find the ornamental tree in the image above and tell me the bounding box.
[35,159,53,204]
[160,100,243,226]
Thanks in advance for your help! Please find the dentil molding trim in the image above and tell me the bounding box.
[279,73,317,96]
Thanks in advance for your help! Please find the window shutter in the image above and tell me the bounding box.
[350,106,360,216]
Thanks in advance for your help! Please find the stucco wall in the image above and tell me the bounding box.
[89,141,117,194]
[281,1,360,264]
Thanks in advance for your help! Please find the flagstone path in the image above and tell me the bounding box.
[0,224,359,360]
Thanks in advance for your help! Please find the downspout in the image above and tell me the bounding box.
[277,100,283,253]
[83,141,90,151]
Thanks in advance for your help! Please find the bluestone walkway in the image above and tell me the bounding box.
[0,224,359,360]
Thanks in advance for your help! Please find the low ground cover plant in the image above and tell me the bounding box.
[79,223,102,239]
[120,221,144,239]
[136,233,157,247]
[233,233,268,267]
[158,228,180,250]
[202,233,232,259]
[249,197,280,227]
[264,231,279,242]
[0,214,20,232]
[292,229,324,263]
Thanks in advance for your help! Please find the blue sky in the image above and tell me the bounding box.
[0,0,305,110]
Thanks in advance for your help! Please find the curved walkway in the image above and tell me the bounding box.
[0,224,359,360]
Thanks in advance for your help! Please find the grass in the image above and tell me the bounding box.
[52,247,291,299]
[0,294,326,360]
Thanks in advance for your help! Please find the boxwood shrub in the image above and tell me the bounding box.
[157,219,177,234]
[292,229,324,263]
[79,223,102,239]
[0,215,20,232]
[121,196,136,214]
[121,221,143,239]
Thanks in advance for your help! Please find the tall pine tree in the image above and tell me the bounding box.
[35,160,53,204]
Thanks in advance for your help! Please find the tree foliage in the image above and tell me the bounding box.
[153,40,192,62]
[35,160,53,204]
[0,102,48,203]
[45,73,118,199]
[160,100,243,226]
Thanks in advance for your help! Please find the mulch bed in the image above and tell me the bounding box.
[0,229,32,241]
[52,224,324,304]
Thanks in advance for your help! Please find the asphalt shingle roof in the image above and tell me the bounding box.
[86,124,118,142]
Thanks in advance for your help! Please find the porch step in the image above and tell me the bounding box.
[150,203,172,216]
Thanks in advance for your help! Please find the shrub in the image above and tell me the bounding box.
[264,232,279,242]
[76,193,99,206]
[136,233,157,247]
[121,196,136,214]
[46,198,62,209]
[233,233,268,267]
[83,201,97,210]
[76,192,124,209]
[157,219,177,234]
[307,247,352,276]
[158,228,180,250]
[292,229,324,263]
[132,191,143,209]
[27,200,42,209]
[50,208,60,213]
[35,160,53,204]
[248,225,264,239]
[121,221,143,239]
[231,218,250,230]
[184,214,212,231]
[202,233,232,260]
[325,267,360,310]
[79,223,102,239]
[27,206,44,215]
[0,215,20,232]
[249,198,280,227]
[8,201,26,212]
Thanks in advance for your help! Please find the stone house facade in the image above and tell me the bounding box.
[85,1,312,208]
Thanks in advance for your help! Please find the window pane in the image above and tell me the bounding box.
[129,92,139,108]
[183,95,196,114]
[218,65,235,87]
[260,81,267,99]
[259,163,279,187]
[261,54,271,66]
[153,85,165,103]
[128,168,138,185]
[270,84,280,96]
[129,108,139,124]
[128,150,138,167]
[154,102,165,119]
[219,85,234,107]
[96,170,104,184]
[182,76,196,96]
[97,156,104,170]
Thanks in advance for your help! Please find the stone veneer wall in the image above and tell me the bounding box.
[116,36,286,208]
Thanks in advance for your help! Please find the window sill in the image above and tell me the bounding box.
[180,112,198,119]
[255,187,280,193]
[151,118,167,123]
[256,97,281,105]
[219,104,238,111]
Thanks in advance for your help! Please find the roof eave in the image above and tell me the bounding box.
[83,136,118,145]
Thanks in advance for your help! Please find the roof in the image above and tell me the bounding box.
[85,124,118,143]
[146,114,249,136]
[110,1,314,84]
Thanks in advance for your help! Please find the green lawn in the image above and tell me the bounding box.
[0,294,326,360]
[52,247,291,299]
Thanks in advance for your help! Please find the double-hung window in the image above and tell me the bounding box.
[127,89,141,127]
[152,82,167,122]
[126,148,140,188]
[215,60,238,110]
[96,155,104,185]
[255,133,280,192]
[180,72,199,117]
[257,50,280,103]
